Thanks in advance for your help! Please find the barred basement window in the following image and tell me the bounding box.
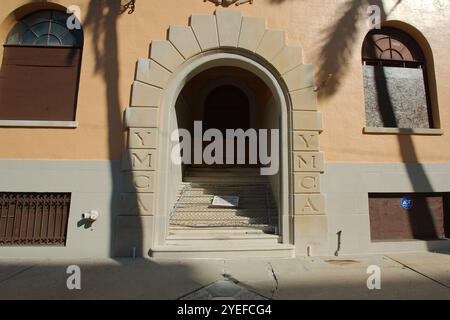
[0,193,71,246]
[362,27,433,129]
[0,10,83,122]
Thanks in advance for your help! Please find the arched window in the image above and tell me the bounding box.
[0,10,83,124]
[362,27,433,129]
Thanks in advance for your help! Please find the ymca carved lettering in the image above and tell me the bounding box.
[129,128,158,149]
[294,173,321,193]
[125,172,155,193]
[293,152,324,172]
[293,131,319,151]
[294,194,325,215]
[120,193,155,216]
[123,150,157,171]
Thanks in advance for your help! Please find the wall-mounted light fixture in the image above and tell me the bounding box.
[121,0,136,14]
[206,0,254,7]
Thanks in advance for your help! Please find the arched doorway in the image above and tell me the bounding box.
[170,65,281,236]
[121,10,327,258]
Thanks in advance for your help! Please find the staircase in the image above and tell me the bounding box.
[150,167,295,259]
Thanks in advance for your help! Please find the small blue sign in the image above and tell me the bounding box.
[401,196,413,210]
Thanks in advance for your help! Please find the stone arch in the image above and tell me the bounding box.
[121,10,328,257]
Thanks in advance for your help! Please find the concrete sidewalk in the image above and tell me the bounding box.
[0,252,449,300]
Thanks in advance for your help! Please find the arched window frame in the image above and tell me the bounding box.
[361,26,441,134]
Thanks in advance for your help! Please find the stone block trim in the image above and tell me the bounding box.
[122,150,158,172]
[294,194,326,215]
[293,152,325,173]
[238,17,266,52]
[128,128,158,149]
[294,173,321,194]
[120,193,155,216]
[121,10,327,257]
[190,15,220,51]
[135,58,171,89]
[216,10,242,47]
[125,107,159,129]
[131,82,163,107]
[149,41,185,73]
[293,131,320,151]
[256,30,286,62]
[168,26,201,59]
[124,172,157,193]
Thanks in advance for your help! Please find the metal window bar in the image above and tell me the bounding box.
[0,193,71,246]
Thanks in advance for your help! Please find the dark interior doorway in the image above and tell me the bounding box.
[204,85,250,132]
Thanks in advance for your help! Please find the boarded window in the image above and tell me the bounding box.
[362,28,433,129]
[0,10,82,121]
[0,193,71,246]
[369,193,449,241]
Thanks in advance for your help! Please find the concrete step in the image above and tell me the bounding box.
[183,177,269,183]
[166,233,280,245]
[169,226,277,234]
[176,199,276,205]
[150,244,295,259]
[174,208,277,214]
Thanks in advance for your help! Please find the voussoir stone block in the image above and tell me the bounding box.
[293,131,320,151]
[125,107,159,129]
[131,81,163,107]
[122,149,157,171]
[238,17,266,52]
[120,193,155,216]
[150,40,185,72]
[136,58,171,88]
[292,111,323,131]
[271,46,303,75]
[294,173,321,194]
[190,15,219,51]
[216,10,242,47]
[290,87,317,111]
[129,128,158,149]
[256,30,285,62]
[294,194,326,215]
[283,64,314,92]
[124,171,156,193]
[293,151,325,172]
[168,26,201,59]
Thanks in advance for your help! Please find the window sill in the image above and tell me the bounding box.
[363,127,444,136]
[0,120,78,128]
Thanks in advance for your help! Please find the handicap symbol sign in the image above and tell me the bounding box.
[401,196,413,210]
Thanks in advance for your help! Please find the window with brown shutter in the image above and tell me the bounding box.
[0,10,83,122]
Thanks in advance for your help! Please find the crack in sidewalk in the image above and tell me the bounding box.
[385,255,450,290]
[268,262,279,299]
[0,264,37,286]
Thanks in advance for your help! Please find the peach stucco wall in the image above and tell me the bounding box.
[0,0,449,162]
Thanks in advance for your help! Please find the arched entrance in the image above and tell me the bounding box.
[170,65,282,236]
[120,10,327,258]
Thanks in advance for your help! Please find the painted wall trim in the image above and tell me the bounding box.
[0,120,78,128]
[364,127,444,135]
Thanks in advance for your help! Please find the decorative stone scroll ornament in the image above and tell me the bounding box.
[206,0,254,6]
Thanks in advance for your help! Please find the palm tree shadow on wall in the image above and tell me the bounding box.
[315,0,441,248]
[273,0,442,248]
[83,0,142,258]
